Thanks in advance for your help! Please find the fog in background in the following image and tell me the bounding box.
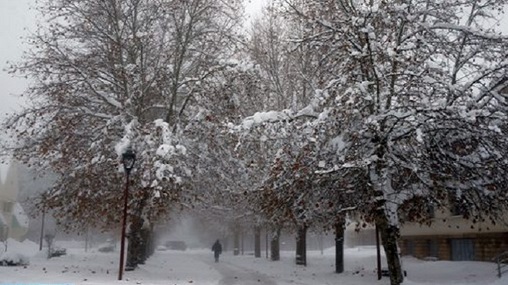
[0,0,35,120]
[154,213,360,253]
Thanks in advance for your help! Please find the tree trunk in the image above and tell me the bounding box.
[147,226,155,258]
[126,215,144,270]
[376,225,382,280]
[270,227,280,261]
[241,230,244,255]
[295,225,307,266]
[84,228,89,253]
[370,153,404,285]
[318,232,324,255]
[265,230,269,258]
[127,189,153,269]
[254,226,261,258]
[222,237,228,252]
[233,230,240,256]
[335,221,345,273]
[378,220,404,285]
[138,227,150,264]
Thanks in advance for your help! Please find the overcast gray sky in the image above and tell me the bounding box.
[0,0,35,120]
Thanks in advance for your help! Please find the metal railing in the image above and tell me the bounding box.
[494,251,508,278]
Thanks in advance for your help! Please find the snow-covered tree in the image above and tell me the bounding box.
[237,1,358,266]
[181,57,278,256]
[274,1,508,284]
[4,0,243,268]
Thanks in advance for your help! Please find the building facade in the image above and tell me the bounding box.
[399,208,508,262]
[399,77,508,262]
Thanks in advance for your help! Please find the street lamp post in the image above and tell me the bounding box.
[118,149,136,281]
[376,224,382,280]
[39,194,46,251]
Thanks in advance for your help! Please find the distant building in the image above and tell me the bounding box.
[0,160,29,241]
[344,208,507,262]
[400,207,508,262]
[345,78,508,261]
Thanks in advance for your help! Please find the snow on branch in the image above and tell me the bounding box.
[115,119,138,157]
[422,22,508,41]
[233,94,325,132]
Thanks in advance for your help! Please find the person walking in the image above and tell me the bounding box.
[212,239,222,262]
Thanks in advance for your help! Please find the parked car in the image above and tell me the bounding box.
[98,239,116,252]
[165,241,187,251]
[156,245,168,251]
[50,247,67,257]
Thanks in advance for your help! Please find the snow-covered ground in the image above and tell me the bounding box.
[0,242,506,285]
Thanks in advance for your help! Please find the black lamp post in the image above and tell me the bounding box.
[118,148,136,281]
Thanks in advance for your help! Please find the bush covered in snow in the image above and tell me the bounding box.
[0,239,38,266]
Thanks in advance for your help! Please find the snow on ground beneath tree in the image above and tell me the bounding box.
[0,238,38,265]
[0,242,506,285]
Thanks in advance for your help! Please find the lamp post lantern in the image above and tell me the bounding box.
[118,148,136,280]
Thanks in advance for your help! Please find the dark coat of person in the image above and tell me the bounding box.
[212,240,222,262]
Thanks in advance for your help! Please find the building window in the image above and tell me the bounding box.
[427,239,439,258]
[405,240,415,256]
[450,239,475,261]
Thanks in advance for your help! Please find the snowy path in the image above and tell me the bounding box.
[208,257,277,285]
[138,250,278,285]
[129,249,222,284]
